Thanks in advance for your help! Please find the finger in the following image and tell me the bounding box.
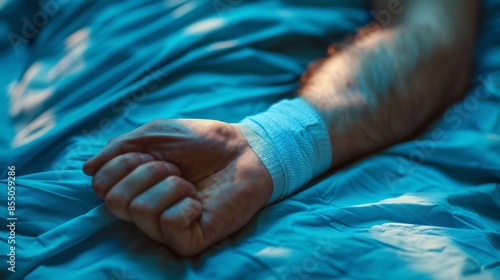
[83,142,125,176]
[129,176,197,243]
[83,140,139,176]
[159,197,203,255]
[92,153,156,199]
[105,161,181,222]
[81,119,174,176]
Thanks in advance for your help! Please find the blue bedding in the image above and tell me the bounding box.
[0,0,499,279]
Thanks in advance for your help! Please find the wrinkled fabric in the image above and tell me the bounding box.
[0,0,499,279]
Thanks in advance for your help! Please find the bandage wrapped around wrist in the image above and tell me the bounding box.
[235,98,332,205]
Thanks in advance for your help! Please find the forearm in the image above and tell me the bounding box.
[300,1,478,166]
[234,1,478,204]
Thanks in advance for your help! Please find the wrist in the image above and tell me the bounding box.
[235,98,332,205]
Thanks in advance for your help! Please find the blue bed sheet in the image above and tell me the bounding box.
[0,0,499,279]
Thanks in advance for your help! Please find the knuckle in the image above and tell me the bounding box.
[91,177,105,197]
[117,153,136,167]
[178,198,197,223]
[159,212,176,228]
[165,175,182,186]
[143,161,167,177]
[167,176,196,197]
[163,162,181,176]
[105,191,124,212]
[129,198,151,215]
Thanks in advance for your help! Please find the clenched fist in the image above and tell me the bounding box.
[83,119,273,256]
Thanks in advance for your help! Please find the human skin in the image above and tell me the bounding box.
[83,0,479,256]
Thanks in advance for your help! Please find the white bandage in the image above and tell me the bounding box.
[235,98,332,205]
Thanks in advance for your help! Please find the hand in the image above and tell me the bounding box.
[83,119,273,256]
